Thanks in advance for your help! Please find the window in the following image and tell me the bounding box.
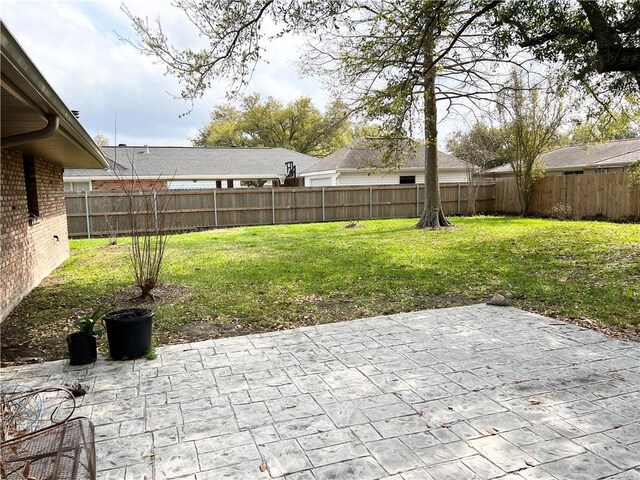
[23,155,39,217]
[216,180,222,189]
[399,175,416,184]
[227,179,234,188]
[64,181,91,193]
[564,171,584,176]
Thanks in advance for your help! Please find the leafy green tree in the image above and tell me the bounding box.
[122,0,639,227]
[192,104,243,148]
[447,123,507,171]
[447,122,508,215]
[491,0,640,113]
[307,1,510,228]
[93,134,109,146]
[192,94,358,157]
[629,160,640,187]
[123,1,507,228]
[570,109,640,144]
[498,71,568,216]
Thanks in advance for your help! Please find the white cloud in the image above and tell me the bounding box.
[2,0,205,145]
[1,0,461,149]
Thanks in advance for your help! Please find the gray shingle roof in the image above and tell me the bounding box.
[64,146,321,178]
[489,138,640,174]
[300,138,468,175]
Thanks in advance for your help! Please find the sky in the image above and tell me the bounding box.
[1,0,458,150]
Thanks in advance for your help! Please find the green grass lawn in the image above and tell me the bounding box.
[2,216,639,363]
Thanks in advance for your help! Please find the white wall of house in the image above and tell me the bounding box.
[437,170,468,183]
[303,169,467,187]
[303,172,338,187]
[335,170,467,186]
[169,180,218,189]
[63,180,91,192]
[168,179,250,189]
[306,176,335,187]
[64,178,278,191]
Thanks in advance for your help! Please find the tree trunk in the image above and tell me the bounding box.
[134,284,155,302]
[417,37,451,229]
[515,175,531,217]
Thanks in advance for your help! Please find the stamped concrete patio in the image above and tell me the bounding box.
[2,305,640,479]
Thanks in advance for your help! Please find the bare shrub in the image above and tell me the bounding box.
[113,150,175,300]
[103,213,119,245]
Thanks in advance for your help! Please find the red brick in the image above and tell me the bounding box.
[1,148,70,320]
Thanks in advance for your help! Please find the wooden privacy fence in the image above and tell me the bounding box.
[494,172,640,219]
[65,183,495,238]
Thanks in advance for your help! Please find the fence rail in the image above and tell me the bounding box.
[494,172,640,219]
[65,183,495,238]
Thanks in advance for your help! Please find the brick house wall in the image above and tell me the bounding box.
[1,148,70,320]
[91,179,167,191]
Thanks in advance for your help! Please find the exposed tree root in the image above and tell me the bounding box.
[129,291,155,303]
[416,207,452,229]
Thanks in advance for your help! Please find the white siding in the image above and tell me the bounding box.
[64,181,91,192]
[337,172,401,186]
[336,170,467,186]
[169,179,273,189]
[168,180,217,189]
[307,176,334,187]
[438,170,468,183]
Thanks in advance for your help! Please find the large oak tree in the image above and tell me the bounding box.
[123,0,639,228]
[192,94,356,157]
[491,0,640,111]
[124,0,511,228]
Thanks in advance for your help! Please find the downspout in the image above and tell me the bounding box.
[1,114,59,148]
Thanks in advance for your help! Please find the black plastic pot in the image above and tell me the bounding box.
[103,308,154,360]
[67,333,97,365]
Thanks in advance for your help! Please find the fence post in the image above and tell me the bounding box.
[272,188,276,224]
[293,187,297,224]
[416,184,420,216]
[457,183,461,215]
[153,190,159,233]
[322,187,325,222]
[84,191,91,239]
[213,189,218,227]
[369,186,373,219]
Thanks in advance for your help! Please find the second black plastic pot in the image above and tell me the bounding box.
[67,332,97,365]
[103,308,153,360]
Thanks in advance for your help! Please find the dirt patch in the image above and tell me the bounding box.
[547,314,640,342]
[156,292,477,348]
[99,283,191,306]
[103,243,128,249]
[160,317,264,346]
[1,283,192,367]
[344,220,365,229]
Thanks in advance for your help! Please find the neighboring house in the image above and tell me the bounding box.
[299,138,470,187]
[1,22,108,320]
[64,146,320,191]
[488,138,640,177]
